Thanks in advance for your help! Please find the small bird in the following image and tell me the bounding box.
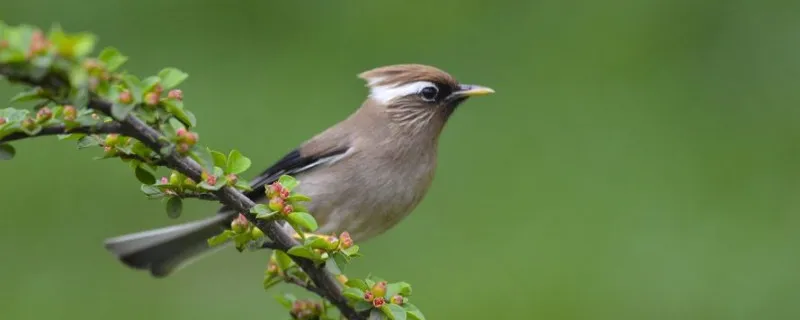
[104,64,494,277]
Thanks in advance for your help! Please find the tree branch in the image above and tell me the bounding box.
[0,63,363,319]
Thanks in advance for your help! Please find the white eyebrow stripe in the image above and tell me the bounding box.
[369,81,435,104]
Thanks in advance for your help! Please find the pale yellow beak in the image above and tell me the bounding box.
[454,84,495,97]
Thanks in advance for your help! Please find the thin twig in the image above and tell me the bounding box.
[284,273,327,297]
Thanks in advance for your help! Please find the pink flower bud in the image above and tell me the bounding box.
[363,291,374,301]
[118,90,132,104]
[144,92,159,106]
[36,107,52,122]
[230,213,249,233]
[226,174,238,185]
[168,89,183,100]
[372,297,385,308]
[268,197,284,212]
[205,174,217,186]
[62,105,77,121]
[281,204,294,215]
[175,142,190,154]
[160,177,169,184]
[339,231,353,249]
[391,295,403,305]
[0,117,6,125]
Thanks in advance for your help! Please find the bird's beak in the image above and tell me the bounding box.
[452,84,495,98]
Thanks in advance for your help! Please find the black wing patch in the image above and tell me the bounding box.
[244,147,349,201]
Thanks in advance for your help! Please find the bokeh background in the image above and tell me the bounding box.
[2,1,800,319]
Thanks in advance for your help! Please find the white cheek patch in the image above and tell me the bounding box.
[369,80,436,104]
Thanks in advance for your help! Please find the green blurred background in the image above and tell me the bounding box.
[2,0,800,319]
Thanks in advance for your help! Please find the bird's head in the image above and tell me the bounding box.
[357,64,494,126]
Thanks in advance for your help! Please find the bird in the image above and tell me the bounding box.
[103,64,495,277]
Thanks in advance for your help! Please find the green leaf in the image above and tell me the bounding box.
[134,165,156,185]
[140,184,163,198]
[98,47,128,71]
[140,76,161,93]
[210,150,226,168]
[76,136,99,149]
[386,282,412,298]
[341,245,360,257]
[369,309,388,320]
[158,67,189,89]
[162,100,195,128]
[226,149,251,174]
[207,230,234,247]
[251,204,276,220]
[0,144,15,160]
[382,304,406,320]
[165,196,182,219]
[403,303,425,320]
[342,287,365,302]
[305,236,335,250]
[345,279,369,291]
[110,102,135,120]
[262,276,281,291]
[278,175,299,191]
[190,146,214,173]
[353,301,374,313]
[287,211,318,232]
[332,251,351,272]
[287,246,321,261]
[10,87,44,103]
[288,194,312,203]
[234,180,252,191]
[273,250,294,270]
[274,293,297,309]
[71,32,97,58]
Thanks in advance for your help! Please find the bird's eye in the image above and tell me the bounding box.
[419,86,439,102]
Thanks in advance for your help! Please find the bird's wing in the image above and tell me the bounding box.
[242,146,351,201]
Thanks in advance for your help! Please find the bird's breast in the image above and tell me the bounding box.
[292,148,437,242]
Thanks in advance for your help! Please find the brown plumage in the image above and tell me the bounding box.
[103,64,494,277]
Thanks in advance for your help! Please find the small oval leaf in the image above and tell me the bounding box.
[0,144,16,160]
[134,165,156,185]
[166,196,183,218]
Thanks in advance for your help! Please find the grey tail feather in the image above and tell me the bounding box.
[104,212,236,277]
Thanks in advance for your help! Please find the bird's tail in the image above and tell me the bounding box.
[103,212,236,277]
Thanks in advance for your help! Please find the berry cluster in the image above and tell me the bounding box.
[289,299,323,320]
[267,181,294,215]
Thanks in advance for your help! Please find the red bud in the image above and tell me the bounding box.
[0,117,6,125]
[372,297,385,308]
[21,118,36,130]
[226,174,238,185]
[279,188,290,199]
[168,89,183,100]
[36,107,52,122]
[118,90,132,104]
[268,197,285,212]
[62,105,77,121]
[144,92,159,106]
[339,231,353,249]
[175,142,190,154]
[231,213,249,233]
[363,291,374,301]
[153,84,164,96]
[205,174,217,186]
[281,204,294,215]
